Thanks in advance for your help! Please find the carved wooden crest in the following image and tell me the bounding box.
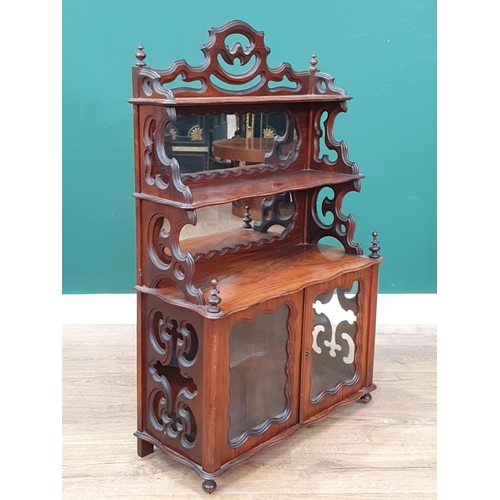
[135,20,348,99]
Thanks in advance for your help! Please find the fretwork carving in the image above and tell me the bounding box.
[308,183,363,255]
[253,192,295,234]
[145,300,200,450]
[313,105,361,177]
[142,201,204,304]
[134,20,347,100]
[140,105,193,206]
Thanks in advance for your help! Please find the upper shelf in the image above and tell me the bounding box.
[128,94,352,107]
[133,169,364,210]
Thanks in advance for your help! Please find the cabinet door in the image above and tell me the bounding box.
[219,292,303,465]
[301,268,377,423]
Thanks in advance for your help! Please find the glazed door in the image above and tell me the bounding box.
[300,268,376,423]
[219,291,303,465]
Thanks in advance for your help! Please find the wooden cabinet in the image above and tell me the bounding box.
[130,20,383,493]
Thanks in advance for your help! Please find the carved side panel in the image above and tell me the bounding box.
[139,199,204,304]
[141,294,204,462]
[304,103,363,254]
[308,184,363,255]
[138,105,193,205]
[309,280,361,404]
[312,103,360,177]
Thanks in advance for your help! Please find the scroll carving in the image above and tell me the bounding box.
[313,105,360,178]
[144,202,204,305]
[140,106,193,206]
[253,192,295,234]
[135,20,347,99]
[146,303,199,450]
[302,105,363,254]
[311,184,363,255]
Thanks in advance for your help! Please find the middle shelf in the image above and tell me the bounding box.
[134,168,364,210]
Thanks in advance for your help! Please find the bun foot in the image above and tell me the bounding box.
[360,393,372,404]
[202,479,217,494]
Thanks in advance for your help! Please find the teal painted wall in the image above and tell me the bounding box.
[62,0,436,293]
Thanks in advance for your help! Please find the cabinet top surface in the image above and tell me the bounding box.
[137,245,383,317]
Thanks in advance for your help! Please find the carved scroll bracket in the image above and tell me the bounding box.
[310,184,363,255]
[253,192,295,234]
[144,202,204,304]
[313,105,360,179]
[141,105,192,206]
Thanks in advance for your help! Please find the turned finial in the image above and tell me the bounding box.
[369,232,381,259]
[242,205,252,229]
[207,279,222,313]
[309,53,318,72]
[135,44,147,67]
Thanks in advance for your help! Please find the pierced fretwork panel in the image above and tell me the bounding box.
[310,281,360,404]
[228,305,293,448]
[144,296,202,451]
[142,201,204,305]
[253,191,295,234]
[310,185,363,255]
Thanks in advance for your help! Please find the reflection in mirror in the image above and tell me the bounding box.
[179,200,287,259]
[164,112,299,178]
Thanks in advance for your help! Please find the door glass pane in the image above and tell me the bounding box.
[310,281,360,404]
[229,305,291,447]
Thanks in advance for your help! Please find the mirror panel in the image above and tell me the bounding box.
[179,196,293,260]
[164,112,299,179]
